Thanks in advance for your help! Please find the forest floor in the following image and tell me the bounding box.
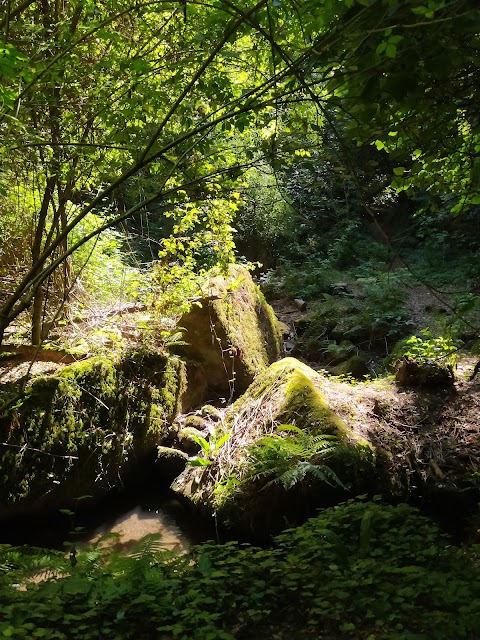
[1,287,479,538]
[271,294,480,533]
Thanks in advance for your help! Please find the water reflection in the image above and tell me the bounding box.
[0,489,220,551]
[86,504,189,552]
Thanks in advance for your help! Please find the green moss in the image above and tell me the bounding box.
[0,350,186,513]
[200,405,222,420]
[184,415,207,430]
[232,358,354,440]
[274,359,352,438]
[210,265,282,382]
[175,265,282,395]
[173,358,375,531]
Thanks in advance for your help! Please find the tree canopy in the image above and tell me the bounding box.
[0,0,479,345]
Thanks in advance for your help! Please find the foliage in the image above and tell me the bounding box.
[150,198,237,319]
[391,329,461,367]
[69,214,149,308]
[234,162,295,267]
[292,269,413,362]
[244,424,346,491]
[283,259,346,300]
[1,500,480,639]
[188,428,231,468]
[1,0,478,346]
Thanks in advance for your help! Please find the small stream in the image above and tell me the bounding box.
[0,484,221,552]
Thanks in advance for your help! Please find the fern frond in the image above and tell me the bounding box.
[276,424,304,435]
[274,464,309,490]
[130,534,166,560]
[244,430,347,493]
[306,463,348,490]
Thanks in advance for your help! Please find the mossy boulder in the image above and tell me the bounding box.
[172,358,374,535]
[331,355,369,380]
[0,350,194,518]
[177,265,283,396]
[231,358,357,439]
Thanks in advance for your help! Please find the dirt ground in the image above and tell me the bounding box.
[270,294,480,526]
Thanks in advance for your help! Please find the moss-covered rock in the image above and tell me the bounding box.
[172,358,374,534]
[177,265,283,396]
[0,350,192,518]
[331,355,369,380]
[232,358,356,439]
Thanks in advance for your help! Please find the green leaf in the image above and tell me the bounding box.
[385,43,397,59]
[187,456,213,466]
[277,424,304,435]
[191,435,211,453]
[359,510,376,554]
[215,433,231,449]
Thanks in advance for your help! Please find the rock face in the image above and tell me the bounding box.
[177,265,283,397]
[172,357,374,534]
[0,350,197,518]
[331,355,369,380]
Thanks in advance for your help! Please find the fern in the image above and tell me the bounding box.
[244,427,347,492]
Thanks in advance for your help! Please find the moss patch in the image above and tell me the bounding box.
[177,265,283,395]
[240,358,354,439]
[0,350,186,517]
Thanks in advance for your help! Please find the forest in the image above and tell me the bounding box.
[0,0,480,638]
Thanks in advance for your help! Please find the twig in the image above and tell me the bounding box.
[0,442,79,459]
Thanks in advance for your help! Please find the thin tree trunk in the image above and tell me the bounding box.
[31,289,44,345]
[31,176,56,345]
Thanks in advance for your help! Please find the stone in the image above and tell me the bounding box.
[293,298,307,311]
[293,315,314,336]
[395,357,454,388]
[0,349,195,519]
[172,358,374,534]
[331,355,369,380]
[177,265,283,396]
[278,321,291,337]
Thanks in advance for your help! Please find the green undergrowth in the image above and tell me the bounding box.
[388,328,461,368]
[1,499,479,639]
[281,270,414,365]
[243,425,348,491]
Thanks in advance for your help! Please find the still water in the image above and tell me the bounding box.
[0,487,220,551]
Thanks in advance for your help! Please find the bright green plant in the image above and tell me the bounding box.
[188,429,232,468]
[244,424,347,491]
[394,328,461,366]
[69,213,149,307]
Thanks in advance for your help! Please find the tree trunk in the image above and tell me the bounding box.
[31,176,56,345]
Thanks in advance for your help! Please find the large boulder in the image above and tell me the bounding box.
[172,357,374,534]
[0,349,199,518]
[177,265,283,397]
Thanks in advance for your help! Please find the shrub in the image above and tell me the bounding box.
[1,500,479,639]
[390,328,461,367]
